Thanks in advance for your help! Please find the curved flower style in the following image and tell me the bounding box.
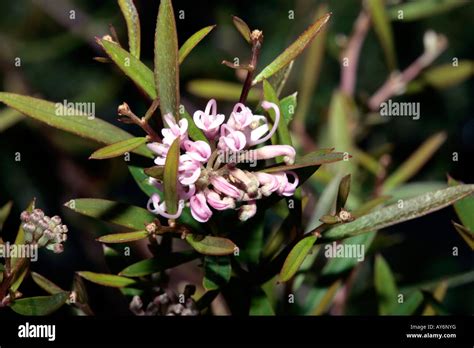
[146,99,298,222]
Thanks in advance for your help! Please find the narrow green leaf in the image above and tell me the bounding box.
[261,149,345,174]
[0,92,151,157]
[64,198,155,230]
[97,230,149,243]
[452,222,474,250]
[90,137,149,159]
[383,132,447,192]
[118,0,141,58]
[0,108,24,132]
[268,60,294,97]
[388,0,468,21]
[179,25,216,64]
[119,251,197,277]
[78,271,136,288]
[10,259,30,292]
[11,292,69,316]
[417,60,474,89]
[186,234,237,256]
[180,108,209,143]
[448,177,474,231]
[366,0,397,71]
[100,39,156,99]
[164,137,180,215]
[391,291,424,315]
[336,174,351,212]
[31,272,64,295]
[296,4,328,123]
[279,235,317,282]
[232,16,251,44]
[187,79,260,102]
[154,0,179,119]
[203,256,231,290]
[279,92,297,125]
[253,13,331,84]
[318,185,474,242]
[0,201,13,231]
[144,166,164,180]
[375,254,398,315]
[263,80,292,146]
[128,165,161,197]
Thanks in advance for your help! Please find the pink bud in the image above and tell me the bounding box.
[254,145,296,164]
[178,154,201,185]
[205,189,236,210]
[210,176,243,200]
[228,103,253,130]
[148,142,169,166]
[255,172,280,196]
[219,125,246,152]
[147,194,184,219]
[190,192,212,222]
[183,140,211,162]
[238,201,257,221]
[161,113,188,145]
[275,171,299,196]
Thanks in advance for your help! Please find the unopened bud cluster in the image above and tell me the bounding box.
[129,287,199,316]
[20,209,68,253]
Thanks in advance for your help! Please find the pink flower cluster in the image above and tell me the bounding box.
[146,99,298,223]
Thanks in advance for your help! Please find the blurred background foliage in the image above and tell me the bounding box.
[0,0,473,315]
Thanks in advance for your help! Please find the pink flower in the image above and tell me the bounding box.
[190,192,212,222]
[193,99,225,140]
[147,194,184,219]
[147,142,169,166]
[255,172,280,196]
[274,171,299,196]
[183,140,211,163]
[178,154,201,185]
[219,125,246,152]
[248,101,281,146]
[228,103,253,130]
[210,175,243,199]
[161,113,188,145]
[205,189,235,210]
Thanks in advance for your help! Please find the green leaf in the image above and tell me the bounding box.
[119,251,198,277]
[388,0,468,21]
[0,92,151,157]
[10,292,69,316]
[268,61,294,97]
[366,0,397,71]
[31,272,64,295]
[279,92,297,125]
[179,25,216,64]
[391,291,424,315]
[99,39,156,99]
[90,137,150,159]
[97,230,149,243]
[416,60,474,89]
[78,271,136,288]
[296,4,328,123]
[253,12,331,84]
[203,256,231,290]
[64,198,155,230]
[263,80,292,146]
[0,201,12,231]
[163,137,180,215]
[336,174,351,212]
[186,234,237,256]
[180,108,209,143]
[375,255,398,315]
[249,287,275,315]
[383,132,446,192]
[232,16,251,44]
[452,222,474,250]
[154,0,179,119]
[279,235,317,282]
[118,0,141,58]
[187,79,260,102]
[144,166,164,180]
[448,177,474,231]
[261,149,345,174]
[318,184,474,242]
[128,165,160,197]
[0,108,24,133]
[10,259,30,292]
